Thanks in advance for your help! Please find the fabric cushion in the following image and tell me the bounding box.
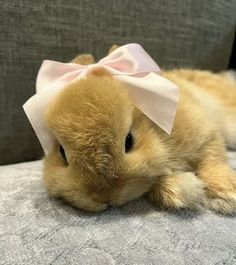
[1,0,236,164]
[0,151,236,264]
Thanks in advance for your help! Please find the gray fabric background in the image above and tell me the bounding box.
[0,151,236,265]
[1,0,236,165]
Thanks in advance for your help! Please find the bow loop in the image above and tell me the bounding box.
[99,44,161,76]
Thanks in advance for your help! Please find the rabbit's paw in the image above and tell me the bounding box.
[149,173,206,211]
[205,176,236,214]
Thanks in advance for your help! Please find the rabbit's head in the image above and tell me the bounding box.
[43,69,168,212]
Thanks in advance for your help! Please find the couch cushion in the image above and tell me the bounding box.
[0,151,236,264]
[1,0,236,164]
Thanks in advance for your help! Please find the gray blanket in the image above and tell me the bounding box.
[1,152,236,265]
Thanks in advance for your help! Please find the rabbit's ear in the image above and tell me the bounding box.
[108,44,119,55]
[87,66,112,77]
[71,54,95,65]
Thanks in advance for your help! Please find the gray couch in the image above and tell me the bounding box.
[1,153,236,265]
[1,1,236,264]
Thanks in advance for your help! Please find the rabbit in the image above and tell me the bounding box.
[43,46,236,214]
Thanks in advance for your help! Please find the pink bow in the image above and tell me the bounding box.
[23,43,179,153]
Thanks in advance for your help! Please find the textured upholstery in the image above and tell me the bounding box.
[0,151,236,265]
[1,0,236,164]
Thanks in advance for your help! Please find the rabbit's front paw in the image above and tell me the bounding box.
[149,173,206,211]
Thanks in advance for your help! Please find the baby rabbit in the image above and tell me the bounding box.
[43,47,236,214]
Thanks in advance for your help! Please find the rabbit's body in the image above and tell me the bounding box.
[164,69,236,149]
[43,51,236,214]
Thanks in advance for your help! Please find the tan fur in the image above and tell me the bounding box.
[43,48,236,214]
[71,54,95,65]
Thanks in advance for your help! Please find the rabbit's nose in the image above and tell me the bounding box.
[91,192,110,205]
[91,203,108,212]
[109,201,123,207]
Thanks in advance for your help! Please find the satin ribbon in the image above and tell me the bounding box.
[23,43,179,153]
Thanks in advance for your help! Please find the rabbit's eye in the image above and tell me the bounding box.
[125,133,133,153]
[59,145,68,163]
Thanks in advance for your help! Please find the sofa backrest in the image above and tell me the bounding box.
[1,0,236,165]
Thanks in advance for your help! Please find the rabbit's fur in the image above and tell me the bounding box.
[43,47,236,214]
